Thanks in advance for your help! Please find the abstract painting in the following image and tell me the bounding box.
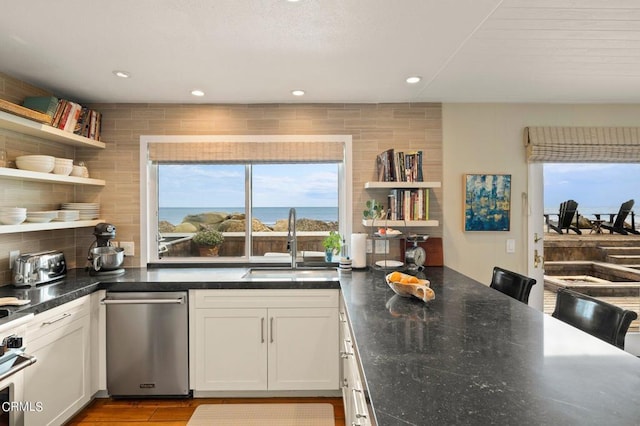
[464,174,511,231]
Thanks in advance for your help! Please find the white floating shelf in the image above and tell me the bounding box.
[0,219,104,235]
[0,167,105,186]
[362,219,439,227]
[0,110,105,149]
[364,181,441,189]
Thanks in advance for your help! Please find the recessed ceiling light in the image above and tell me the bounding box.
[406,76,422,84]
[291,89,305,96]
[191,89,205,97]
[113,70,130,78]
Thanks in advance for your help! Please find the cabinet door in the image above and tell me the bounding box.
[194,308,268,391]
[24,313,91,426]
[268,307,339,391]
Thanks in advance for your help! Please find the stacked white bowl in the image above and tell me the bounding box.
[15,155,55,173]
[0,207,27,225]
[53,158,73,175]
[55,209,80,221]
[26,210,58,223]
[61,203,100,219]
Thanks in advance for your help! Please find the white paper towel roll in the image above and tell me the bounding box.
[351,233,367,268]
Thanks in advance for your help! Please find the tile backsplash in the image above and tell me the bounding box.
[0,72,442,283]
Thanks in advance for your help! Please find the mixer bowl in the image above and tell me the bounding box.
[90,246,124,271]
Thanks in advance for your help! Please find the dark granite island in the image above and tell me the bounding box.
[340,267,640,426]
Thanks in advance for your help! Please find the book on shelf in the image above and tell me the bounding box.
[22,96,59,118]
[49,99,102,140]
[388,188,429,221]
[376,149,424,182]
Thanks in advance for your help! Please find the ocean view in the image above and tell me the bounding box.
[159,207,338,227]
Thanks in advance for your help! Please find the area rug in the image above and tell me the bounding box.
[187,403,335,426]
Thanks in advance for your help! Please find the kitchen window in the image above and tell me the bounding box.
[141,135,352,264]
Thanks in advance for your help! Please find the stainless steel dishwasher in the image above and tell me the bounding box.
[103,291,189,397]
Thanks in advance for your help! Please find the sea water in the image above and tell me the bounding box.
[159,206,338,226]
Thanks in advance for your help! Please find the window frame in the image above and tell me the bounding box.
[139,135,352,266]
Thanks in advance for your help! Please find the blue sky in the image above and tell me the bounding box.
[544,163,640,211]
[158,163,338,208]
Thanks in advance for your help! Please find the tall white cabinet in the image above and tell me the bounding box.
[190,289,340,394]
[24,296,91,426]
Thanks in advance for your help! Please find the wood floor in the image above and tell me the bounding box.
[66,397,345,425]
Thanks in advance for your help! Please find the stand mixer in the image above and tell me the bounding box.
[88,223,125,276]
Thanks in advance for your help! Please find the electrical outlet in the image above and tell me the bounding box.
[9,250,19,269]
[120,242,135,256]
[366,239,373,253]
[375,239,389,254]
[506,239,515,253]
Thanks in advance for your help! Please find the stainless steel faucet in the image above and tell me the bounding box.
[287,208,297,269]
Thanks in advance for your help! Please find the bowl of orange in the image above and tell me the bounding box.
[385,271,435,302]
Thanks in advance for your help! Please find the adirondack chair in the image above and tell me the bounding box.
[600,199,639,235]
[546,200,581,234]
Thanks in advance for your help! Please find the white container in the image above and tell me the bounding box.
[351,233,368,268]
[16,155,55,173]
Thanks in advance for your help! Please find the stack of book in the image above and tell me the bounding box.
[376,149,423,182]
[22,96,102,141]
[388,188,429,221]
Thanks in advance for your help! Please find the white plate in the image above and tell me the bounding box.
[375,260,404,268]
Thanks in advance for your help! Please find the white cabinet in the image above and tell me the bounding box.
[190,289,339,393]
[194,307,267,391]
[340,297,372,426]
[24,296,91,426]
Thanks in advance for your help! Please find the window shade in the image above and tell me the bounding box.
[524,127,640,162]
[148,141,344,163]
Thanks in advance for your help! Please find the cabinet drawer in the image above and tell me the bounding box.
[26,295,90,342]
[193,289,339,309]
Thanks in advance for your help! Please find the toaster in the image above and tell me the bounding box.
[12,250,67,287]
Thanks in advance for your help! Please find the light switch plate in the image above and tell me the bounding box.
[120,242,135,256]
[506,239,516,253]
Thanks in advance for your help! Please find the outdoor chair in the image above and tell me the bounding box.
[552,288,637,350]
[599,199,639,235]
[545,199,581,234]
[490,267,537,304]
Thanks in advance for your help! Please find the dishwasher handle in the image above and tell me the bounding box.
[101,297,185,305]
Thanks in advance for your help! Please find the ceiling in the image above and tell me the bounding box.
[2,0,640,104]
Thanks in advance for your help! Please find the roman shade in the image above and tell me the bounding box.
[148,141,344,163]
[524,127,640,162]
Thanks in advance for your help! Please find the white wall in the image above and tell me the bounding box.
[442,103,640,284]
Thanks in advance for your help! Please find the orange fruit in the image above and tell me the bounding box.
[388,271,402,282]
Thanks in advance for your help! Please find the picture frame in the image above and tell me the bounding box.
[464,174,511,231]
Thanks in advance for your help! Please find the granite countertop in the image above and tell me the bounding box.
[340,267,640,426]
[1,266,638,425]
[0,266,341,319]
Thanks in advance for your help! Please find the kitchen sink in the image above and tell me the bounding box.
[243,267,339,280]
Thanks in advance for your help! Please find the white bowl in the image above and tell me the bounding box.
[70,166,85,177]
[25,211,58,223]
[0,213,27,225]
[16,155,55,173]
[54,157,73,164]
[53,165,73,175]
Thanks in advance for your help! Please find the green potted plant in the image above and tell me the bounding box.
[322,231,342,262]
[192,228,224,256]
